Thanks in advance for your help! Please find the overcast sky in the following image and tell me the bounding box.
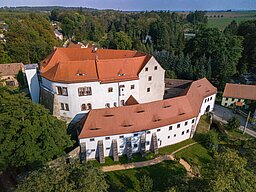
[0,0,255,11]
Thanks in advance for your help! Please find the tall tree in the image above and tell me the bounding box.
[0,87,72,171]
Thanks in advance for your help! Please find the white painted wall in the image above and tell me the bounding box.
[221,97,245,107]
[79,93,216,160]
[138,57,165,103]
[25,68,40,103]
[41,77,141,119]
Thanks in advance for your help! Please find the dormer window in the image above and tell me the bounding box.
[118,73,125,76]
[76,73,85,76]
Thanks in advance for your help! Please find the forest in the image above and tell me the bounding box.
[0,9,255,89]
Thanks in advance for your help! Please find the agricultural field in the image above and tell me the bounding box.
[206,11,256,30]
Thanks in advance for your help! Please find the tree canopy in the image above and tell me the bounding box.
[0,87,72,171]
[16,162,109,192]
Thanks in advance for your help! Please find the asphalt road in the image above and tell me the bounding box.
[213,104,256,138]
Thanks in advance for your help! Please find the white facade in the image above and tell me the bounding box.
[25,65,40,103]
[41,57,165,120]
[80,93,216,160]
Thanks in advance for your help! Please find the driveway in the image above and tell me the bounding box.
[213,104,256,137]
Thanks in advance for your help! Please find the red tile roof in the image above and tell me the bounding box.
[223,83,256,101]
[0,63,24,76]
[79,78,217,139]
[41,48,151,83]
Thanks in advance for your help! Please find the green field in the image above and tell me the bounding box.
[206,11,256,30]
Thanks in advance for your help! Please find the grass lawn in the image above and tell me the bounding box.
[175,143,212,171]
[227,129,251,140]
[196,115,210,134]
[106,160,186,192]
[208,16,256,30]
[158,138,195,155]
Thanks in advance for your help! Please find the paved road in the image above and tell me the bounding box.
[213,104,256,138]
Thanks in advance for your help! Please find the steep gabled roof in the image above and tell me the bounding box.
[223,83,256,100]
[40,48,151,84]
[0,63,24,76]
[79,78,217,139]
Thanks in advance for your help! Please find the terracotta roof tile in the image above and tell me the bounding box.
[223,83,256,100]
[79,78,217,139]
[0,63,24,76]
[41,48,150,83]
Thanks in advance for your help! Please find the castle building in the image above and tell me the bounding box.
[40,48,165,121]
[78,78,217,162]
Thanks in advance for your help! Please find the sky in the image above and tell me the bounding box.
[0,0,255,11]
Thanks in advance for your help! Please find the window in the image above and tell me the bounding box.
[232,98,235,101]
[78,87,92,96]
[105,137,110,140]
[113,102,117,107]
[81,104,86,111]
[60,103,69,111]
[134,133,138,137]
[90,138,95,141]
[182,131,184,135]
[169,126,172,130]
[147,88,150,92]
[158,138,160,141]
[177,124,180,128]
[134,144,138,148]
[174,134,176,137]
[120,145,124,148]
[60,103,65,110]
[106,147,110,150]
[57,86,68,96]
[186,129,189,133]
[91,149,95,152]
[119,135,124,139]
[225,103,228,106]
[108,87,113,93]
[146,131,151,134]
[207,98,210,102]
[148,76,152,81]
[145,67,148,71]
[146,141,150,145]
[205,99,207,103]
[154,66,158,70]
[65,104,69,111]
[87,103,92,110]
[105,103,110,108]
[120,100,125,106]
[185,121,188,126]
[131,85,135,90]
[210,97,212,100]
[168,136,170,139]
[226,98,228,101]
[192,119,195,123]
[5,80,15,86]
[157,129,161,132]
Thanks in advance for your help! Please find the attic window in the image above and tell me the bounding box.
[163,105,171,108]
[206,90,210,92]
[89,128,101,131]
[76,73,86,76]
[152,114,161,122]
[123,124,133,127]
[153,118,161,122]
[179,113,186,116]
[197,85,201,87]
[104,114,114,117]
[118,73,125,77]
[137,110,145,113]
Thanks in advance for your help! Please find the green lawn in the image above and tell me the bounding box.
[227,129,251,140]
[196,115,210,134]
[208,16,256,30]
[106,160,186,192]
[175,143,212,172]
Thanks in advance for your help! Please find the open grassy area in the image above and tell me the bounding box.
[208,16,256,31]
[106,160,186,192]
[227,129,251,140]
[196,115,210,134]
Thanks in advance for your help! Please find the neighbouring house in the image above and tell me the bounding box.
[54,29,63,41]
[221,83,256,109]
[40,47,165,122]
[78,78,217,162]
[0,63,24,87]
